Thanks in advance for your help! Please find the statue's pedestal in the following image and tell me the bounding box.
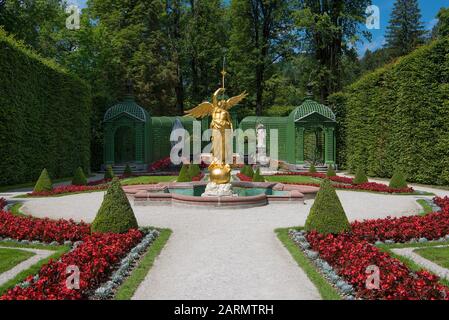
[202,182,235,197]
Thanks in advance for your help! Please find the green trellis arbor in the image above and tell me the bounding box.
[103,94,336,168]
[239,98,336,166]
[289,99,337,165]
[103,95,151,166]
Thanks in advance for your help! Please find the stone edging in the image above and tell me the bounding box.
[288,229,356,300]
[91,228,160,300]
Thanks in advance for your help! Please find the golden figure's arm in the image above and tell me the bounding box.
[225,91,248,110]
[184,102,214,119]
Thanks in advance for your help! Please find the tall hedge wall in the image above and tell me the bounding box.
[329,38,449,185]
[0,30,91,185]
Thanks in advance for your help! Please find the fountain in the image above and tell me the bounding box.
[123,70,319,208]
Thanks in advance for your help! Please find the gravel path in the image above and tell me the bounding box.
[8,188,425,300]
[0,246,55,286]
[391,246,449,281]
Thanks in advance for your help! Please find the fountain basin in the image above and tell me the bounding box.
[123,181,319,208]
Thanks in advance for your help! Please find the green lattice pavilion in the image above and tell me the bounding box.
[103,95,336,169]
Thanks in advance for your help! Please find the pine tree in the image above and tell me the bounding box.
[385,0,426,58]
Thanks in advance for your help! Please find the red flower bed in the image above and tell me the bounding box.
[0,229,143,300]
[0,211,90,243]
[191,173,205,182]
[148,157,172,172]
[307,231,449,300]
[351,197,449,243]
[236,173,252,182]
[28,184,108,197]
[0,198,6,211]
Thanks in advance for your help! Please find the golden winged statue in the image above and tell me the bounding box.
[185,87,248,184]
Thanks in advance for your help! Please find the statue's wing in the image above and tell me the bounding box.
[225,91,248,110]
[184,102,214,119]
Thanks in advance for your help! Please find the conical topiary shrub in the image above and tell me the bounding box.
[353,168,368,185]
[177,164,191,182]
[123,164,133,177]
[326,165,337,177]
[72,167,87,186]
[252,168,265,182]
[188,164,201,179]
[389,170,408,189]
[309,164,317,174]
[91,178,138,234]
[104,165,115,180]
[34,169,53,192]
[305,179,351,235]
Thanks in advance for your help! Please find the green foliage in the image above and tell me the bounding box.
[33,169,53,192]
[0,30,91,186]
[104,165,115,180]
[389,170,408,189]
[91,178,138,234]
[252,168,265,182]
[240,165,254,178]
[72,167,87,186]
[188,164,201,179]
[433,8,449,39]
[353,168,368,185]
[177,164,191,182]
[331,38,449,185]
[309,164,317,174]
[326,165,337,177]
[124,164,133,177]
[385,0,426,58]
[305,179,351,235]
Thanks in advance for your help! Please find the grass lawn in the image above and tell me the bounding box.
[377,241,449,288]
[0,242,70,295]
[114,228,172,300]
[121,176,177,186]
[417,199,434,216]
[265,175,320,184]
[0,248,35,273]
[415,246,449,269]
[275,228,341,300]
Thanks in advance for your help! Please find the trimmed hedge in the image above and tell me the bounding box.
[389,170,408,189]
[91,178,138,234]
[0,30,91,186]
[252,168,265,182]
[353,168,368,185]
[104,165,115,180]
[329,38,449,185]
[177,164,191,182]
[72,167,87,186]
[33,168,53,192]
[304,179,351,235]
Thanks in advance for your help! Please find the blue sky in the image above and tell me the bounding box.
[358,0,449,55]
[70,0,448,57]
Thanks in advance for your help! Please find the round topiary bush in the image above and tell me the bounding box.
[188,164,201,179]
[34,168,53,192]
[72,167,87,186]
[252,168,265,182]
[353,168,368,185]
[305,179,351,235]
[309,164,317,174]
[389,170,408,189]
[326,165,337,177]
[177,164,191,182]
[104,165,115,180]
[124,164,133,177]
[91,178,138,234]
